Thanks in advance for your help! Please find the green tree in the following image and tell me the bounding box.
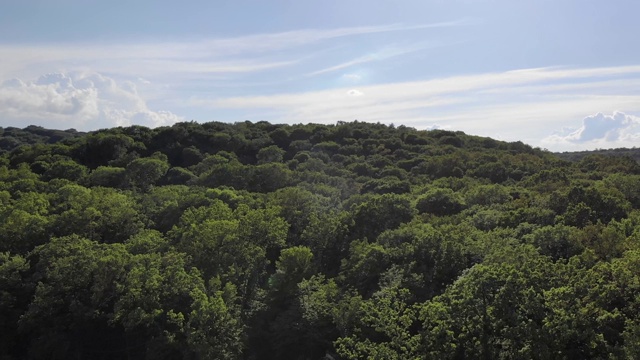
[257,145,286,164]
[300,210,350,276]
[87,166,126,187]
[269,246,315,302]
[0,252,29,357]
[350,194,415,241]
[465,184,512,206]
[421,246,557,360]
[335,272,421,360]
[43,159,89,182]
[543,250,640,358]
[125,156,170,191]
[523,224,584,260]
[170,201,237,279]
[75,132,137,168]
[19,235,131,359]
[51,185,145,243]
[416,188,465,216]
[0,192,50,253]
[113,251,243,359]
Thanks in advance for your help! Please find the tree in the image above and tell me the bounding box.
[300,210,350,276]
[465,184,512,206]
[19,235,131,359]
[416,188,465,216]
[0,192,50,253]
[420,246,557,360]
[350,194,415,241]
[170,201,238,279]
[268,187,332,245]
[125,156,170,191]
[43,159,88,182]
[543,250,640,358]
[87,166,126,188]
[75,133,137,168]
[0,252,29,357]
[523,224,584,260]
[269,246,315,303]
[335,272,421,360]
[183,285,243,360]
[113,251,243,359]
[257,145,285,164]
[51,185,145,243]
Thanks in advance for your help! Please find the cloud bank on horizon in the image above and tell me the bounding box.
[1,0,640,152]
[0,72,182,130]
[545,112,640,149]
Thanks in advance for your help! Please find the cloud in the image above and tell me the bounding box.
[0,72,183,130]
[0,20,476,131]
[568,112,635,142]
[205,66,640,116]
[197,65,640,150]
[0,19,638,152]
[0,21,467,81]
[306,43,433,76]
[194,20,471,57]
[342,73,362,81]
[542,112,640,149]
[207,66,640,109]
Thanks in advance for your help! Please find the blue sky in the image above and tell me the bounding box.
[1,0,640,151]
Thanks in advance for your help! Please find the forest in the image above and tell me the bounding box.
[1,120,640,359]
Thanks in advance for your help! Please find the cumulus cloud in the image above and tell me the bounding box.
[0,72,183,130]
[568,112,636,142]
[542,111,640,149]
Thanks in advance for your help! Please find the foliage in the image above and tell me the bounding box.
[1,120,639,359]
[416,187,466,216]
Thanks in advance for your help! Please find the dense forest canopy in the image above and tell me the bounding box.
[2,120,640,359]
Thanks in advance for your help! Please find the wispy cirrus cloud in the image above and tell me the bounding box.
[191,20,471,56]
[0,21,468,80]
[205,66,640,109]
[306,42,436,76]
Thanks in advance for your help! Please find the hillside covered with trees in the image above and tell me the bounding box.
[556,147,640,164]
[2,120,640,359]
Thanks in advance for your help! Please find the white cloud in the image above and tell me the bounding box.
[0,22,466,81]
[206,66,640,110]
[542,112,640,150]
[566,112,635,142]
[0,72,183,130]
[0,21,475,132]
[306,43,432,76]
[342,73,362,81]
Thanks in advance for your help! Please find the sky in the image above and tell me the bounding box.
[1,0,640,151]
